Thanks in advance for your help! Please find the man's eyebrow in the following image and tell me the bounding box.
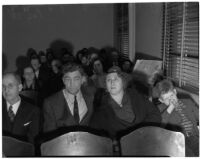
[74,76,81,78]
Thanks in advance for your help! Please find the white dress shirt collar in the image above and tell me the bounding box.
[6,98,21,115]
[63,89,88,122]
[35,70,39,78]
[64,89,82,103]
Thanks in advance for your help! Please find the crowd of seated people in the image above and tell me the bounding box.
[2,46,199,157]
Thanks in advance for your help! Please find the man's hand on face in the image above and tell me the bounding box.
[167,101,176,114]
[167,94,178,114]
[159,90,178,114]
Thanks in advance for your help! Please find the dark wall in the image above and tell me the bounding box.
[3,4,114,72]
[135,3,163,59]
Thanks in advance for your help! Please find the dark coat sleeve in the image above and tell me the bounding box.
[137,91,162,124]
[89,106,116,138]
[28,106,41,143]
[90,107,106,130]
[126,87,161,125]
[144,99,162,123]
[43,98,57,133]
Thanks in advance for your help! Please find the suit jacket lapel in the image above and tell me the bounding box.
[12,100,29,131]
[2,99,12,132]
[60,91,77,125]
[80,87,93,124]
[127,89,138,123]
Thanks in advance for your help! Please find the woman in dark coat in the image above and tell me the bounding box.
[90,66,161,138]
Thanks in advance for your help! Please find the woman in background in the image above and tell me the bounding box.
[121,59,133,73]
[90,58,106,89]
[22,66,40,91]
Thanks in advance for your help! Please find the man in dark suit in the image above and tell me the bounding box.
[30,57,49,85]
[2,73,40,143]
[30,57,51,98]
[43,62,96,133]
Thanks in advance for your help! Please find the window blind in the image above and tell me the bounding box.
[163,2,199,94]
[115,3,129,60]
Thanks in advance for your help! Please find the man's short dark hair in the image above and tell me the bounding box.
[39,51,45,56]
[62,62,85,76]
[155,79,174,97]
[30,56,41,64]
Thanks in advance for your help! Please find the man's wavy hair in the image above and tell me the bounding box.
[62,62,85,77]
[155,79,174,97]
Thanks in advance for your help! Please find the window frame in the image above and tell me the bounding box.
[162,2,199,94]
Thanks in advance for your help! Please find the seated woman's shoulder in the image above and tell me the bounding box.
[82,83,97,94]
[127,86,140,95]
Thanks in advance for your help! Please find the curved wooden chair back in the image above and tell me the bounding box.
[120,126,185,157]
[41,131,113,156]
[3,136,35,157]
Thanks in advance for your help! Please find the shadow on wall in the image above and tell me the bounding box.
[26,48,37,59]
[130,71,150,96]
[15,56,30,76]
[3,52,8,73]
[10,40,74,76]
[100,45,114,53]
[49,39,74,58]
[135,52,162,60]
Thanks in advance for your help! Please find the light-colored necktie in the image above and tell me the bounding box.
[8,105,15,122]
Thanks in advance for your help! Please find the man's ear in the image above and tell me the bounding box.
[173,89,177,95]
[158,98,162,103]
[18,84,23,92]
[81,76,86,84]
[62,77,65,84]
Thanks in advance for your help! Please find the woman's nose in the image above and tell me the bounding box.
[111,80,115,85]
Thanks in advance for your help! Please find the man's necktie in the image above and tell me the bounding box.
[73,96,80,123]
[8,105,15,122]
